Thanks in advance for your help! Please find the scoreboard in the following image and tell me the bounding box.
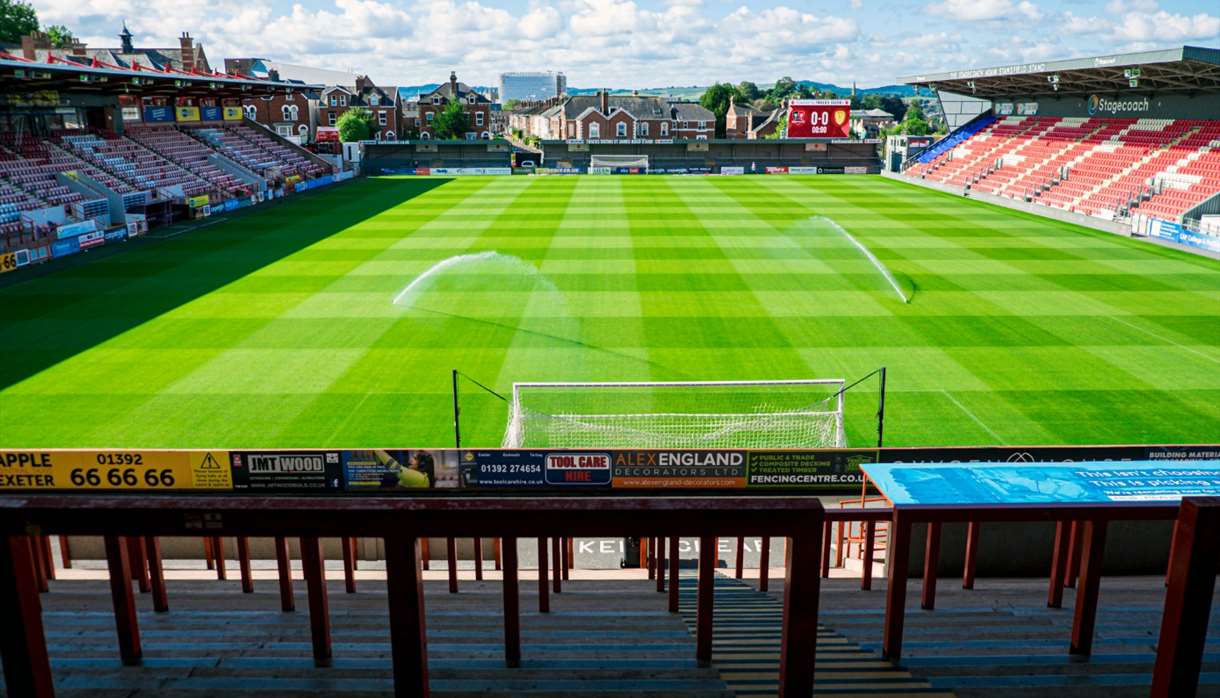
[787,99,852,139]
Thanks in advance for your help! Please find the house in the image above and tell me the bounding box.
[236,84,318,145]
[521,91,714,142]
[726,96,775,139]
[406,72,494,140]
[749,108,784,139]
[851,108,896,139]
[668,102,715,140]
[318,76,401,142]
[16,25,210,73]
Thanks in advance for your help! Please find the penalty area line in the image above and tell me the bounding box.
[940,389,1003,442]
[1106,315,1220,366]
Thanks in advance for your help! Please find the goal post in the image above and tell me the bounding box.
[501,379,847,449]
[589,153,650,171]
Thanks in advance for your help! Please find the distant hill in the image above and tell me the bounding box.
[399,81,916,102]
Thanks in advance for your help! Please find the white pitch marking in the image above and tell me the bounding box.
[940,389,1003,442]
[1107,315,1220,366]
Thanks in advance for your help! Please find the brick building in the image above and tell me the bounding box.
[725,96,781,139]
[518,91,713,142]
[318,76,401,142]
[16,25,209,72]
[404,72,494,140]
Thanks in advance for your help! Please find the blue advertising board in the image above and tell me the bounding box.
[143,106,174,123]
[1147,218,1220,253]
[861,460,1220,506]
[201,106,223,122]
[50,237,80,258]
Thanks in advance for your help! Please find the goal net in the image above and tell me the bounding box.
[589,154,650,170]
[501,379,846,449]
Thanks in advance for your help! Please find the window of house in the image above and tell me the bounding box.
[339,96,347,107]
[475,111,484,126]
[482,131,490,140]
[468,95,477,104]
[638,122,649,136]
[616,122,627,137]
[433,96,441,105]
[660,122,669,136]
[385,130,395,140]
[466,132,476,141]
[588,122,600,139]
[329,96,337,106]
[298,124,308,135]
[696,134,708,141]
[420,131,430,139]
[379,111,387,126]
[426,112,434,122]
[370,95,379,106]
[281,105,291,120]
[328,112,337,126]
[276,125,292,137]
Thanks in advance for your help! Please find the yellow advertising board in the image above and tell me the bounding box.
[187,194,210,208]
[175,106,201,122]
[0,451,233,491]
[0,252,17,274]
[222,106,244,121]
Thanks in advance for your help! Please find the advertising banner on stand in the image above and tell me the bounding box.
[0,451,232,491]
[229,451,344,491]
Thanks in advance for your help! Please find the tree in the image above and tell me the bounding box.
[699,82,741,138]
[763,113,788,140]
[736,81,760,102]
[432,100,469,140]
[0,0,38,44]
[893,101,931,136]
[767,76,798,102]
[44,24,73,48]
[336,107,375,142]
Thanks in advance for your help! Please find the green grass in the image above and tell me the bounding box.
[1,174,1217,448]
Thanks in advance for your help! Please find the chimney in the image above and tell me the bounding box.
[179,32,195,72]
[22,31,50,60]
[70,40,87,56]
[449,70,458,97]
[119,23,134,53]
[599,89,608,115]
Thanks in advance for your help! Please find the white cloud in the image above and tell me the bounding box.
[927,0,1041,21]
[27,0,1218,90]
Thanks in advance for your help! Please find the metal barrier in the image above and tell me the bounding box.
[1152,497,1219,698]
[0,494,825,698]
[881,503,1180,662]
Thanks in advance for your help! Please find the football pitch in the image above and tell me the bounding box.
[1,174,1217,448]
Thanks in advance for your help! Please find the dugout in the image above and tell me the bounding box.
[541,139,882,173]
[362,140,513,174]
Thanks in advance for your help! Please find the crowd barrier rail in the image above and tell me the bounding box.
[0,493,826,698]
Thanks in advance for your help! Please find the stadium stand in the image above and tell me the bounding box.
[125,125,251,198]
[901,46,1220,249]
[185,123,330,180]
[0,52,342,260]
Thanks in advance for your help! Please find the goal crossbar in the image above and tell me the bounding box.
[503,378,847,449]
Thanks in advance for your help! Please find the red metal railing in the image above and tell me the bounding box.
[0,494,825,698]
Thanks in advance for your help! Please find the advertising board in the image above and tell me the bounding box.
[787,99,851,139]
[0,251,17,274]
[3,445,1215,494]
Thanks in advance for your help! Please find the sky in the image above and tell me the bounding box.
[35,0,1220,88]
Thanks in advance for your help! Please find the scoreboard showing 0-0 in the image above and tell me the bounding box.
[787,99,851,139]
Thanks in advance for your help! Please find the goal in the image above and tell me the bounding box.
[589,154,650,171]
[501,379,846,449]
